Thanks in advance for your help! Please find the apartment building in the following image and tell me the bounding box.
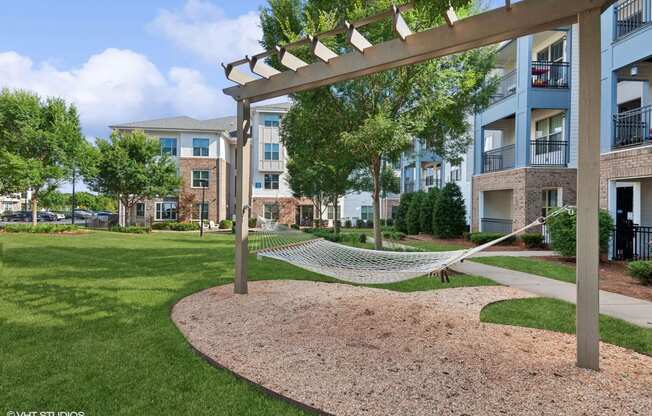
[471,26,578,234]
[1,191,30,213]
[601,0,652,261]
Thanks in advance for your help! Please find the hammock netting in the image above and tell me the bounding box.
[250,208,572,285]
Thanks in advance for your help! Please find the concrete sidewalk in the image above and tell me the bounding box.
[452,260,652,329]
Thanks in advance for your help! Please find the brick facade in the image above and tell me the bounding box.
[178,158,220,223]
[599,145,652,209]
[472,167,577,232]
[251,196,314,225]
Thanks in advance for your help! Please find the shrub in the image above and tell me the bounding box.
[385,218,394,227]
[3,224,80,233]
[356,220,365,228]
[168,222,200,231]
[546,209,613,257]
[470,232,516,246]
[344,219,352,228]
[419,188,439,235]
[366,219,373,228]
[358,233,367,243]
[394,192,415,233]
[151,222,171,230]
[109,225,151,234]
[291,223,300,230]
[521,232,545,249]
[383,230,406,241]
[219,219,233,229]
[432,183,467,239]
[627,261,652,285]
[248,217,258,228]
[406,192,426,235]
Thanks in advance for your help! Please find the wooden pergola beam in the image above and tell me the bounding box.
[223,0,616,102]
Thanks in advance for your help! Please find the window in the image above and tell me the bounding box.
[160,138,177,156]
[534,113,565,155]
[327,205,339,220]
[264,173,279,190]
[192,203,209,220]
[536,38,565,62]
[450,165,462,182]
[264,117,280,127]
[193,138,209,157]
[264,143,280,160]
[192,170,209,188]
[264,204,279,220]
[360,206,373,221]
[136,203,145,217]
[155,202,177,220]
[542,189,559,217]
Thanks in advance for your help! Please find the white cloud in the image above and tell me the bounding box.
[0,49,232,135]
[148,0,263,64]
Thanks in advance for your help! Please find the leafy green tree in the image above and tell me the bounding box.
[260,0,496,248]
[419,187,440,234]
[546,210,613,257]
[432,183,467,238]
[39,190,70,211]
[406,191,426,235]
[86,130,179,225]
[395,192,415,233]
[0,89,87,224]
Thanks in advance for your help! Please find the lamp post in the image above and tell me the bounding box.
[71,167,77,225]
[200,179,207,237]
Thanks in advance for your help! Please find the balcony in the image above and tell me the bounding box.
[489,70,517,105]
[613,105,652,148]
[530,134,568,166]
[404,179,416,193]
[421,176,443,190]
[531,61,570,89]
[482,144,516,173]
[614,0,651,40]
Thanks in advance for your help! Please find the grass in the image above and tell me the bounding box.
[472,256,576,283]
[481,297,652,356]
[0,231,494,415]
[401,239,467,252]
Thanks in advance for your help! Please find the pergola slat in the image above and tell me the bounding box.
[346,21,373,53]
[248,55,281,79]
[221,64,256,86]
[392,5,412,41]
[310,36,339,63]
[277,46,309,72]
[445,7,458,27]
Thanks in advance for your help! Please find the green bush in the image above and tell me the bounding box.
[419,188,439,235]
[385,218,394,227]
[394,192,415,233]
[521,232,545,249]
[546,209,613,257]
[3,224,80,233]
[358,233,367,243]
[406,191,426,235]
[151,221,200,231]
[219,219,233,229]
[291,223,300,230]
[356,220,365,228]
[248,217,258,228]
[109,225,151,234]
[383,230,406,241]
[151,222,170,230]
[366,219,373,229]
[627,261,652,285]
[432,183,467,238]
[344,220,352,228]
[470,232,516,246]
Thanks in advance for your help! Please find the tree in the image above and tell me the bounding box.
[406,191,427,235]
[0,89,88,224]
[419,187,440,234]
[395,192,415,233]
[432,183,467,238]
[260,0,496,249]
[86,130,179,226]
[39,190,70,211]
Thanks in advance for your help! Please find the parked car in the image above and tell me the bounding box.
[54,212,66,221]
[71,210,94,219]
[38,211,59,222]
[5,211,32,222]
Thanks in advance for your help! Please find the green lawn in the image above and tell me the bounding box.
[0,231,494,415]
[481,298,652,356]
[472,256,576,283]
[401,239,467,252]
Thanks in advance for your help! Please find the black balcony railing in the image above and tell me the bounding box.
[614,0,651,40]
[482,144,515,173]
[490,70,517,104]
[613,105,652,148]
[404,180,415,193]
[422,176,443,189]
[481,218,514,234]
[613,224,652,261]
[530,135,568,166]
[531,61,570,89]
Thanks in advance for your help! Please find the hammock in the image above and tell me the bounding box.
[251,208,572,285]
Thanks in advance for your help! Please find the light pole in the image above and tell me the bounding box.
[200,179,207,237]
[71,166,77,225]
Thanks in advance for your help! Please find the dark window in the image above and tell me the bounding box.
[264,143,280,160]
[192,170,209,188]
[264,204,279,220]
[192,203,209,220]
[264,118,280,127]
[136,203,145,217]
[156,202,177,220]
[193,138,209,157]
[360,206,373,221]
[264,174,279,190]
[160,138,177,156]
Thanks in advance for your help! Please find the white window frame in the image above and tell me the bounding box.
[264,143,280,161]
[264,173,279,190]
[135,202,145,218]
[192,203,209,220]
[192,170,210,188]
[160,138,177,156]
[264,203,280,220]
[192,138,210,157]
[155,202,177,221]
[360,205,373,221]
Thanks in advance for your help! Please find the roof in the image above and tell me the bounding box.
[110,115,237,136]
[252,101,292,112]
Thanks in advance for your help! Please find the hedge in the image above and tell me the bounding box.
[109,225,151,234]
[152,221,200,231]
[469,232,516,246]
[546,209,613,257]
[219,219,233,229]
[521,232,545,249]
[394,192,415,233]
[2,224,80,233]
[248,217,258,228]
[432,183,467,238]
[627,261,652,286]
[419,188,439,235]
[406,192,427,235]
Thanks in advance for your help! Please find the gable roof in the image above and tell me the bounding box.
[109,115,237,136]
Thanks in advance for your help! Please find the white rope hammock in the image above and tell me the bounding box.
[252,208,572,285]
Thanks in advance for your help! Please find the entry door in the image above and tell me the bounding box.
[615,187,634,260]
[298,205,314,226]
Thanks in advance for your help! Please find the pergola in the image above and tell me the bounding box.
[222,0,616,370]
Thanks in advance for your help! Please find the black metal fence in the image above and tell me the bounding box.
[529,138,568,166]
[482,144,515,173]
[490,70,517,104]
[481,218,514,234]
[613,224,652,261]
[531,61,570,89]
[614,0,650,40]
[613,105,652,148]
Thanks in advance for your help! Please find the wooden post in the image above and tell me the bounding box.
[235,99,251,294]
[576,8,601,371]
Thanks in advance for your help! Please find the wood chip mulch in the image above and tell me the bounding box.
[172,281,652,416]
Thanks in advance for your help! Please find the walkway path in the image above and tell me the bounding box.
[452,260,652,329]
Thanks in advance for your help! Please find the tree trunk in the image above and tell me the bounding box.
[31,196,38,226]
[123,199,130,227]
[334,196,340,234]
[372,156,382,250]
